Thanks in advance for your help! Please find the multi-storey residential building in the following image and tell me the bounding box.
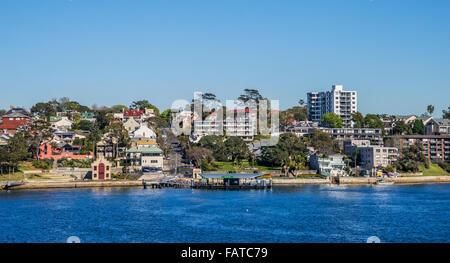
[309,154,347,177]
[343,139,371,157]
[125,145,164,174]
[224,109,257,141]
[425,118,450,135]
[386,135,450,163]
[358,146,398,170]
[318,127,383,145]
[307,85,357,128]
[192,109,257,141]
[193,112,223,137]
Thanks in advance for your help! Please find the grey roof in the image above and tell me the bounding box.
[2,112,29,118]
[126,145,163,154]
[433,118,450,126]
[200,173,263,179]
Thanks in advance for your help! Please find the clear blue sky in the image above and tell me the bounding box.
[1,0,449,116]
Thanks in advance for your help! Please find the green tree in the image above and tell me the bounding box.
[104,122,130,148]
[95,110,112,131]
[320,113,343,128]
[110,105,128,113]
[351,112,364,128]
[412,119,425,135]
[6,132,31,172]
[130,100,160,115]
[238,89,263,103]
[28,118,53,159]
[393,143,428,172]
[443,107,450,120]
[363,114,384,129]
[160,109,173,123]
[72,120,95,131]
[147,116,169,129]
[427,105,435,116]
[308,130,338,154]
[197,135,227,161]
[30,102,56,118]
[224,137,250,162]
[393,121,412,135]
[259,133,307,176]
[186,146,215,167]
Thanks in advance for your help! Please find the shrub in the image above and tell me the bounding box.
[32,158,53,170]
[57,158,93,168]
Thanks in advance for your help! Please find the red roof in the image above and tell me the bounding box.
[123,110,144,117]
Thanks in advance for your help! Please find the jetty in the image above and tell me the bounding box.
[142,173,272,190]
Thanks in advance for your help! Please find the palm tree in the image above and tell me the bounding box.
[427,105,435,116]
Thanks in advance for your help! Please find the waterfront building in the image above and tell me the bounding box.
[343,139,371,157]
[386,135,450,163]
[358,146,398,170]
[125,145,164,174]
[309,154,347,177]
[91,156,112,180]
[198,173,267,189]
[307,85,357,128]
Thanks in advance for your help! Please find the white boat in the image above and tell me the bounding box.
[375,181,394,185]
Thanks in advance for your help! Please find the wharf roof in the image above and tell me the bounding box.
[199,173,263,179]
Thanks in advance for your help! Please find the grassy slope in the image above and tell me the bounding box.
[419,164,450,176]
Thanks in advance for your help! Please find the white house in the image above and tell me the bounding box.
[51,117,73,131]
[133,124,156,139]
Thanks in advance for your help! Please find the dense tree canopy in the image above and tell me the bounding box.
[393,121,412,135]
[393,143,428,172]
[320,113,343,128]
[130,100,160,115]
[308,130,339,154]
[412,119,425,135]
[443,107,450,120]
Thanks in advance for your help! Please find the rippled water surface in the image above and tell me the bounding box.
[0,184,449,243]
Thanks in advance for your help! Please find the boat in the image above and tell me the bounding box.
[375,181,394,185]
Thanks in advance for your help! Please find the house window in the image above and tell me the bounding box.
[94,166,97,171]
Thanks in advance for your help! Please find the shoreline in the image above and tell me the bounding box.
[1,175,450,190]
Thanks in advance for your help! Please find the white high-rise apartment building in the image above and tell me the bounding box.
[307,85,357,128]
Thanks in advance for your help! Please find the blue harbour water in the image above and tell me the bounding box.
[0,184,449,243]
